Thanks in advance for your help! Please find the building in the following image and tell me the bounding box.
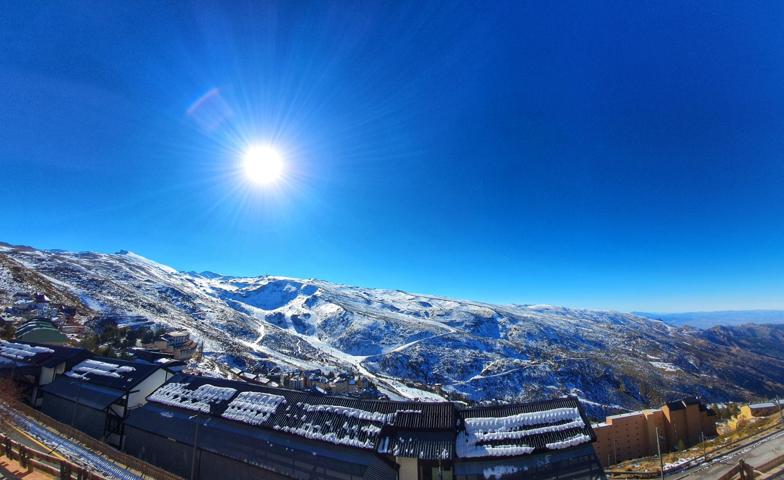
[15,318,68,345]
[0,340,90,406]
[592,398,717,467]
[40,357,169,447]
[124,375,411,479]
[453,398,604,480]
[142,330,198,360]
[740,401,782,419]
[123,375,605,480]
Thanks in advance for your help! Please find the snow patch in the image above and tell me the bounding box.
[149,382,237,413]
[65,359,135,379]
[0,340,53,360]
[649,361,680,372]
[222,391,286,425]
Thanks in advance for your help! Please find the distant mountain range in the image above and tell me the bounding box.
[1,241,783,416]
[635,310,784,329]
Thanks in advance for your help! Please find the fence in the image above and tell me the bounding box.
[11,402,183,480]
[1,431,108,480]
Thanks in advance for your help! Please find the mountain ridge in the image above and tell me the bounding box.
[1,242,783,414]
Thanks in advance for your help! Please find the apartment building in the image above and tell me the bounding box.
[593,398,716,466]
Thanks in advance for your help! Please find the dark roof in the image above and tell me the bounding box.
[62,357,161,392]
[379,431,454,460]
[138,376,599,463]
[0,340,90,369]
[456,396,595,459]
[665,397,704,411]
[144,375,455,458]
[42,380,124,410]
[125,402,399,479]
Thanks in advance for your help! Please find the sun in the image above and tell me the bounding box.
[242,145,283,185]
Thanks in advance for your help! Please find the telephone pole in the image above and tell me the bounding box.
[700,431,706,463]
[656,427,664,480]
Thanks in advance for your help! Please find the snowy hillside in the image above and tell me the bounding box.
[2,242,783,412]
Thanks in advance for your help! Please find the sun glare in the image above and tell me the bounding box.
[243,145,283,185]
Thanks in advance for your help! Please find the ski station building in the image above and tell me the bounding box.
[0,339,90,406]
[123,374,606,480]
[40,357,170,447]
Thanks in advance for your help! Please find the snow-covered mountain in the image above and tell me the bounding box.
[2,242,783,413]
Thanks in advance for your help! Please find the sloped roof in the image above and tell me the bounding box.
[138,375,598,463]
[42,379,124,410]
[0,340,89,369]
[456,396,594,459]
[61,357,161,392]
[125,401,399,479]
[145,375,455,456]
[378,430,454,460]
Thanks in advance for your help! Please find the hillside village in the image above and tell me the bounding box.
[0,287,420,401]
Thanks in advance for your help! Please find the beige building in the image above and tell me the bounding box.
[594,397,717,466]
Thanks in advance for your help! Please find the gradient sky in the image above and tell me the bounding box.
[1,2,783,312]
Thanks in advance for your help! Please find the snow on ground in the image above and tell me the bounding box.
[649,361,681,372]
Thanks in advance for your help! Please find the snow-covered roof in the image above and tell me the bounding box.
[144,375,454,457]
[0,340,53,360]
[66,359,135,380]
[149,382,237,414]
[222,391,285,425]
[141,376,594,462]
[59,357,160,391]
[0,340,88,369]
[457,397,593,459]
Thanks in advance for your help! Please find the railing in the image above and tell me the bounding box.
[0,431,108,480]
[11,402,183,480]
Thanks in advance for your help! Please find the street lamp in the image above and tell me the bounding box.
[656,427,664,480]
[189,413,211,480]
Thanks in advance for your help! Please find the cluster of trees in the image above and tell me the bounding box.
[80,322,161,358]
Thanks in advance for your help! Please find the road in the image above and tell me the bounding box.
[666,429,784,480]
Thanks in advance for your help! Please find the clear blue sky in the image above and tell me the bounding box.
[1,2,783,312]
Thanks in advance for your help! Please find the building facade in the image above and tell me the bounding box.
[0,340,90,406]
[41,357,169,447]
[593,398,717,467]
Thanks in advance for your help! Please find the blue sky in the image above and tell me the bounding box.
[1,2,783,312]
